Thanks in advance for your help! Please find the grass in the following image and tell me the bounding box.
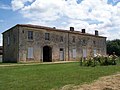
[0,62,120,90]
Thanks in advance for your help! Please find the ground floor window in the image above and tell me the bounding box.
[59,48,64,61]
[28,47,33,58]
[83,48,87,58]
[72,49,76,58]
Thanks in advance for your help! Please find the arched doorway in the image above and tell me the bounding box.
[43,46,52,62]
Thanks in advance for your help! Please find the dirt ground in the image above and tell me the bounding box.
[60,73,120,90]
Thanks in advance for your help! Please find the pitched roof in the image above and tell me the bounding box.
[3,24,106,38]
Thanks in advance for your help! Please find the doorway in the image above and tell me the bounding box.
[43,46,52,62]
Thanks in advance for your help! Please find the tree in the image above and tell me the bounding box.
[107,39,120,56]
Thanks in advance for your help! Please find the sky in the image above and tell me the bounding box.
[0,0,120,46]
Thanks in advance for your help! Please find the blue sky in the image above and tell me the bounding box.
[0,0,120,45]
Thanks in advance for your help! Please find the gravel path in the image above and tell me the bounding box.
[60,73,120,90]
[0,61,77,67]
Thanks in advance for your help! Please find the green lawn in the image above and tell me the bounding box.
[0,62,120,90]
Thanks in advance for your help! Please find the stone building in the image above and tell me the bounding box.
[0,46,3,62]
[2,24,106,62]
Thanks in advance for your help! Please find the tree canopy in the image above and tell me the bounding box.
[107,39,120,56]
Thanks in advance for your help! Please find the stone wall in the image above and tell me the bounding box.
[18,27,69,62]
[3,25,106,62]
[3,26,19,62]
[18,26,106,62]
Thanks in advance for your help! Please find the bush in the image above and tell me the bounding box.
[83,58,95,67]
[80,54,118,67]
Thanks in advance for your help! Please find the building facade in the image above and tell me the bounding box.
[2,24,106,62]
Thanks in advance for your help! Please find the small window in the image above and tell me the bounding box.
[60,48,63,51]
[45,33,50,40]
[83,39,86,44]
[93,41,96,45]
[72,49,76,58]
[60,36,63,42]
[72,36,75,42]
[81,39,86,45]
[22,30,24,33]
[28,47,33,58]
[28,31,33,40]
[7,36,10,45]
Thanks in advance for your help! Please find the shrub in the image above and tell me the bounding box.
[83,58,95,67]
[81,54,118,67]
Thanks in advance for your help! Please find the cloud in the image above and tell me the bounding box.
[11,0,120,40]
[11,0,34,11]
[0,3,11,10]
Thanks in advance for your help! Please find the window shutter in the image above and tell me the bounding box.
[73,49,76,58]
[28,47,33,58]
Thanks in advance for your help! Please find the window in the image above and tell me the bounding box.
[45,33,50,40]
[81,39,86,46]
[72,49,76,58]
[94,49,97,57]
[83,49,87,58]
[83,39,86,44]
[60,36,63,42]
[93,41,96,46]
[60,48,64,60]
[28,47,33,58]
[72,36,75,42]
[7,36,10,45]
[28,31,33,40]
[60,48,63,51]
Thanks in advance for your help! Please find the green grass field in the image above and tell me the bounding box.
[0,62,120,90]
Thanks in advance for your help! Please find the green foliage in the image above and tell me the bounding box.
[0,62,120,90]
[107,39,120,56]
[83,58,96,67]
[81,54,118,67]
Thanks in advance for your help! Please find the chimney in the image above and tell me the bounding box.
[53,27,56,29]
[70,27,74,31]
[95,30,98,36]
[81,29,85,33]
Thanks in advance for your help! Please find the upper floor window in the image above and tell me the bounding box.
[45,33,50,40]
[72,36,75,42]
[93,41,96,46]
[60,36,63,42]
[28,31,33,40]
[83,39,86,44]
